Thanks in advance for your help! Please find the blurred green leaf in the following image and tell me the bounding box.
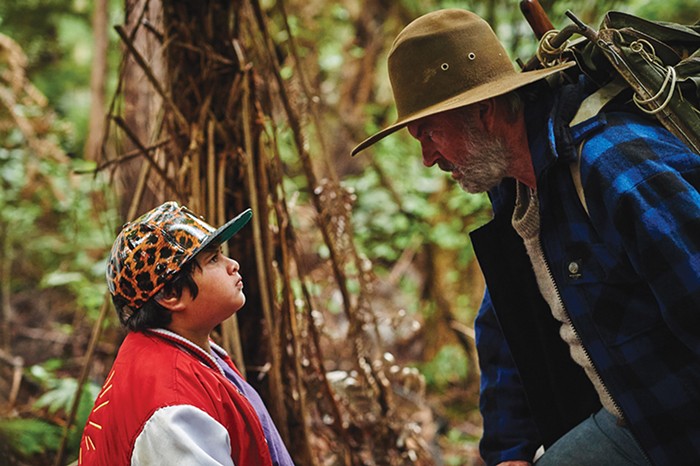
[34,378,79,414]
[0,418,62,457]
[415,345,469,391]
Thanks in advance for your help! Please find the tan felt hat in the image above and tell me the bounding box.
[351,9,573,156]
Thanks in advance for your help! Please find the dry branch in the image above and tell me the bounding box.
[114,24,188,133]
[111,115,182,197]
[0,348,23,408]
[54,294,111,466]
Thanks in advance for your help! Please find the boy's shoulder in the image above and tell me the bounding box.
[81,330,260,465]
[118,330,236,380]
[106,331,234,411]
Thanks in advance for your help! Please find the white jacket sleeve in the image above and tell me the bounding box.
[131,405,235,466]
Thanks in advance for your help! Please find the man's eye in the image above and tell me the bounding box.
[210,255,219,263]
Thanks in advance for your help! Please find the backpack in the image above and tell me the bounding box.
[534,10,700,154]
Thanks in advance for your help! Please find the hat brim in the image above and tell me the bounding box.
[351,61,575,156]
[196,208,253,256]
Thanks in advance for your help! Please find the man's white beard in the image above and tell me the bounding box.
[454,134,510,194]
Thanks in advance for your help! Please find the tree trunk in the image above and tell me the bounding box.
[84,0,108,161]
[106,1,442,464]
[115,0,163,218]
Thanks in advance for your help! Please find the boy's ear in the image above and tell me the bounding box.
[155,290,187,312]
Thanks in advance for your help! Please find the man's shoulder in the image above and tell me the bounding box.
[587,111,690,155]
[581,111,697,175]
[575,110,700,219]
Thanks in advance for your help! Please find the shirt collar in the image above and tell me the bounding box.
[525,76,608,182]
[488,77,608,213]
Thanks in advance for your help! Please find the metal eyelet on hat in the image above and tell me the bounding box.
[468,52,476,60]
[441,63,449,71]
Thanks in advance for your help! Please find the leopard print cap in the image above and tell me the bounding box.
[106,201,252,312]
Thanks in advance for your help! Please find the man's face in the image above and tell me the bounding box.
[406,105,509,193]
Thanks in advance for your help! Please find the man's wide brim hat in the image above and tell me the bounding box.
[351,9,574,156]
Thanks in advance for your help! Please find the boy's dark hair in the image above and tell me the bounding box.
[113,250,211,332]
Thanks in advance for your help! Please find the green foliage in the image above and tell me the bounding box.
[0,52,111,461]
[627,0,700,22]
[29,361,101,454]
[441,427,480,466]
[0,362,101,461]
[415,345,468,391]
[0,0,122,153]
[0,127,115,319]
[346,129,491,269]
[0,35,116,318]
[0,417,62,457]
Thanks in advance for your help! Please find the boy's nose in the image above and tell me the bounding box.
[227,257,240,274]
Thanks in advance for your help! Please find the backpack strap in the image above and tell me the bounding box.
[569,140,589,216]
[568,78,628,217]
[570,77,627,126]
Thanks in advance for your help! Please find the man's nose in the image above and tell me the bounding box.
[421,144,440,167]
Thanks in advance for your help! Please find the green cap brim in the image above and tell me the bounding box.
[196,208,253,254]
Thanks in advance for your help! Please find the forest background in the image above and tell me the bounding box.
[0,0,695,465]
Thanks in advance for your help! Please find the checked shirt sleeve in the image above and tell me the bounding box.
[475,289,541,465]
[581,112,700,355]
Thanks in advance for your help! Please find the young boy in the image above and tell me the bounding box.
[79,201,295,466]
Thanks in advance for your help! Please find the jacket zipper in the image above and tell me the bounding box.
[537,236,656,465]
[536,235,625,419]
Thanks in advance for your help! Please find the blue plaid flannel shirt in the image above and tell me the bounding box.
[473,80,700,466]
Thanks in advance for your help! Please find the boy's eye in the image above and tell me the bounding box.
[208,248,224,264]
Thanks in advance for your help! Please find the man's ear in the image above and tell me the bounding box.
[477,98,497,132]
[156,290,187,312]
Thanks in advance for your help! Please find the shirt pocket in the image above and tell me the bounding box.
[563,241,662,346]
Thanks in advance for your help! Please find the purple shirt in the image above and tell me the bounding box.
[210,350,295,466]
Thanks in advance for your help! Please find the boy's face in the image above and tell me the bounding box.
[187,247,246,327]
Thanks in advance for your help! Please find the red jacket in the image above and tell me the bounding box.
[79,330,273,466]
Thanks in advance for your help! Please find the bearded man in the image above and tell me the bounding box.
[353,9,700,466]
